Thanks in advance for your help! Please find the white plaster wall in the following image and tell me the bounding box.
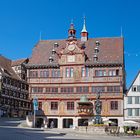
[124,72,140,120]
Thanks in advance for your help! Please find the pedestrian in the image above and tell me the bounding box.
[50,121,54,128]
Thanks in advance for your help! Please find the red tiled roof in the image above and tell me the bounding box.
[12,58,29,66]
[28,37,124,65]
[0,56,19,79]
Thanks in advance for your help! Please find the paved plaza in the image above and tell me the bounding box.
[0,118,139,140]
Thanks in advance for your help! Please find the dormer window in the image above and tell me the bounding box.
[94,47,99,53]
[54,42,59,48]
[95,41,100,46]
[132,86,137,92]
[93,54,98,62]
[52,49,56,55]
[49,56,53,63]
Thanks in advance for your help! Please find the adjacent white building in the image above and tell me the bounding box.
[124,71,140,122]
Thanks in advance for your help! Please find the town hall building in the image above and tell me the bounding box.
[26,19,125,128]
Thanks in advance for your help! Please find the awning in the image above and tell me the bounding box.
[123,120,140,127]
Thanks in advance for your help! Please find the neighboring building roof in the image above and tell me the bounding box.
[0,55,19,79]
[12,58,29,66]
[126,71,140,95]
[28,37,124,66]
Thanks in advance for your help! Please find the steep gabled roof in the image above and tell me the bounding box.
[28,37,124,66]
[0,55,19,79]
[12,58,29,66]
[126,71,140,95]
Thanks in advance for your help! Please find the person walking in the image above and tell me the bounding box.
[50,121,54,128]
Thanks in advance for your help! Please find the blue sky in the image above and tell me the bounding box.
[0,0,140,88]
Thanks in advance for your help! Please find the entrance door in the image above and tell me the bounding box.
[36,118,44,128]
[78,119,88,126]
[109,119,118,126]
[63,119,73,128]
[48,118,58,128]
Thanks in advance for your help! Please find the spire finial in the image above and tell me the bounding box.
[68,19,76,40]
[69,19,75,30]
[81,15,88,42]
[83,14,86,24]
[81,15,87,33]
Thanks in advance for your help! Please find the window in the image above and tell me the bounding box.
[135,97,140,104]
[83,86,89,93]
[116,70,119,76]
[45,87,58,93]
[2,78,6,84]
[85,68,89,77]
[128,108,132,116]
[67,102,74,110]
[32,87,37,93]
[46,87,51,93]
[20,93,23,99]
[110,101,118,110]
[31,87,43,93]
[92,86,105,93]
[29,71,38,78]
[76,87,83,93]
[66,68,69,77]
[132,86,137,92]
[107,86,120,92]
[81,67,89,77]
[52,69,60,78]
[81,67,85,77]
[65,68,73,78]
[95,70,106,77]
[51,102,58,110]
[52,87,58,93]
[67,87,73,93]
[114,86,120,92]
[137,86,140,92]
[108,70,118,76]
[108,70,119,76]
[107,86,113,92]
[40,70,49,77]
[135,108,139,116]
[76,86,89,93]
[128,97,132,104]
[61,87,74,93]
[70,68,74,77]
[38,102,42,110]
[26,84,29,90]
[38,87,43,93]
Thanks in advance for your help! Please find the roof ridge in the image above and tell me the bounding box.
[36,37,123,42]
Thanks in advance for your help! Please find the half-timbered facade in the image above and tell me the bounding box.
[0,56,31,117]
[26,20,125,128]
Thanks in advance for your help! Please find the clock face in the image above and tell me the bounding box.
[68,44,76,51]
